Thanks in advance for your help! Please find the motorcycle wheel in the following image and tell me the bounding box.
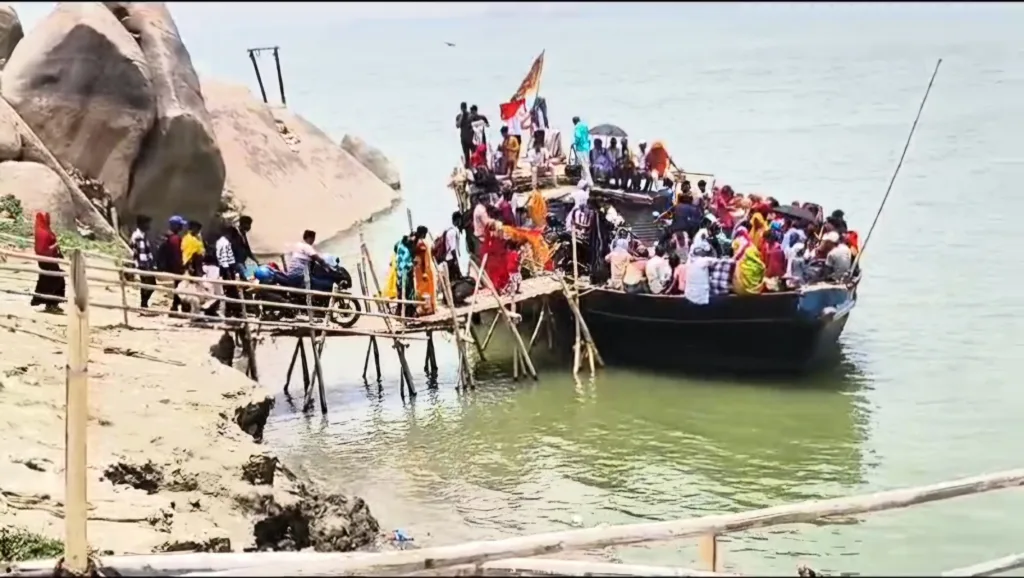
[331,296,362,328]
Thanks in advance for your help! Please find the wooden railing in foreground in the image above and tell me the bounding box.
[6,468,1023,577]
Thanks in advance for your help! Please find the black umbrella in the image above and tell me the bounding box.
[773,204,821,224]
[589,123,628,138]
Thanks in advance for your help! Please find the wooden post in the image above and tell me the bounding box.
[356,262,382,385]
[64,249,90,574]
[303,269,328,415]
[528,301,547,351]
[360,232,415,395]
[570,227,582,375]
[468,260,538,380]
[284,338,302,395]
[698,534,720,573]
[110,206,130,326]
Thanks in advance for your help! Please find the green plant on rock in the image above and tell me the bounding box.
[0,526,64,562]
[0,194,23,221]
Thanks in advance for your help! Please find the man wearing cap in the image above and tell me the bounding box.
[820,230,852,281]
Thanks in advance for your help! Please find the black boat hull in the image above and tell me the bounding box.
[559,285,855,374]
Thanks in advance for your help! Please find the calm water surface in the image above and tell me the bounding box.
[25,2,1023,573]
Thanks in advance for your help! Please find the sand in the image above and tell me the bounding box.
[0,246,379,557]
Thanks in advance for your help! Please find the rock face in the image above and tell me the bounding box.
[0,4,23,67]
[0,161,80,230]
[0,98,121,241]
[106,2,225,229]
[0,107,21,160]
[203,79,400,255]
[341,134,401,190]
[1,2,156,203]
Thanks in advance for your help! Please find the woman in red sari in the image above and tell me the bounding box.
[480,209,512,294]
[31,212,65,313]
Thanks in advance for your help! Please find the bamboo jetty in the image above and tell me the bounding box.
[0,216,602,416]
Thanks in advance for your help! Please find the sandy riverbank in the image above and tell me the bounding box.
[0,249,381,557]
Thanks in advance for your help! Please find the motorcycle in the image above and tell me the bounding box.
[250,260,362,328]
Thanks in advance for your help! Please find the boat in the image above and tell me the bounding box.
[561,282,856,373]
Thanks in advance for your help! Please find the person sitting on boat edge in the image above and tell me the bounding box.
[605,235,633,291]
[622,250,649,295]
[666,253,686,295]
[684,241,715,305]
[644,245,672,295]
[819,230,852,282]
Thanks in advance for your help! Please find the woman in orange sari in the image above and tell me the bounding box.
[526,188,548,231]
[412,226,436,316]
[31,212,65,313]
[646,141,671,190]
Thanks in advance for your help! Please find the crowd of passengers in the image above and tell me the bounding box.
[563,178,860,305]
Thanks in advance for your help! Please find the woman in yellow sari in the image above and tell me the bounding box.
[733,230,766,295]
[526,188,548,231]
[412,226,436,316]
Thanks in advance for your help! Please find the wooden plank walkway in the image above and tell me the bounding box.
[401,275,564,329]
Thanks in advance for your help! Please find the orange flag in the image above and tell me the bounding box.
[511,50,545,103]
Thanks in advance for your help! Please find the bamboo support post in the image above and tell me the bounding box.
[468,260,537,380]
[527,299,547,351]
[557,276,605,368]
[211,468,1024,577]
[570,226,582,374]
[360,232,415,395]
[356,262,382,385]
[303,269,328,415]
[64,249,90,574]
[438,261,473,389]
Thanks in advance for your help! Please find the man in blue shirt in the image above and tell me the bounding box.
[572,116,593,186]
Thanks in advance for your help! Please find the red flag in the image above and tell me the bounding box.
[511,50,545,102]
[500,99,526,122]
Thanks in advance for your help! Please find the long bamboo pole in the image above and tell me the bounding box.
[64,249,90,574]
[199,468,1024,577]
[467,259,537,380]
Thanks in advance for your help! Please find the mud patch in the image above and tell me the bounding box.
[156,536,232,553]
[241,454,279,486]
[102,460,164,494]
[242,485,380,552]
[234,395,274,444]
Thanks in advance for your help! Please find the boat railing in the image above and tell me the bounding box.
[11,468,1020,576]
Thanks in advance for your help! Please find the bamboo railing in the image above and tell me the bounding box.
[0,246,426,340]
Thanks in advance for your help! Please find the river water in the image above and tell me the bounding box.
[102,2,1024,574]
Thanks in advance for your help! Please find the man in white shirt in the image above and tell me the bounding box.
[644,245,672,294]
[284,229,325,283]
[526,138,550,190]
[443,211,463,282]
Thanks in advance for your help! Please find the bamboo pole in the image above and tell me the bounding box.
[470,558,735,577]
[437,261,473,389]
[480,310,502,350]
[570,226,582,374]
[359,232,415,393]
[64,249,90,574]
[943,552,1024,577]
[205,468,1024,577]
[557,276,605,367]
[303,269,328,415]
[468,259,537,380]
[117,268,130,326]
[527,303,546,351]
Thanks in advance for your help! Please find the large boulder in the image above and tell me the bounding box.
[0,107,21,160]
[1,2,156,204]
[0,4,23,67]
[340,134,400,190]
[105,2,224,229]
[202,79,400,255]
[0,161,102,232]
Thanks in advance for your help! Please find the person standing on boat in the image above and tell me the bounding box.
[470,104,489,148]
[530,97,549,149]
[457,102,473,168]
[572,116,593,186]
[526,138,551,190]
[684,242,715,305]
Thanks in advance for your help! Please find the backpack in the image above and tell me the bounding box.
[432,229,451,264]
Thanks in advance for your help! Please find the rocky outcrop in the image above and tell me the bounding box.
[106,2,225,229]
[0,108,20,160]
[0,98,121,242]
[341,134,400,190]
[202,79,400,254]
[0,4,23,67]
[0,161,108,233]
[1,2,155,203]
